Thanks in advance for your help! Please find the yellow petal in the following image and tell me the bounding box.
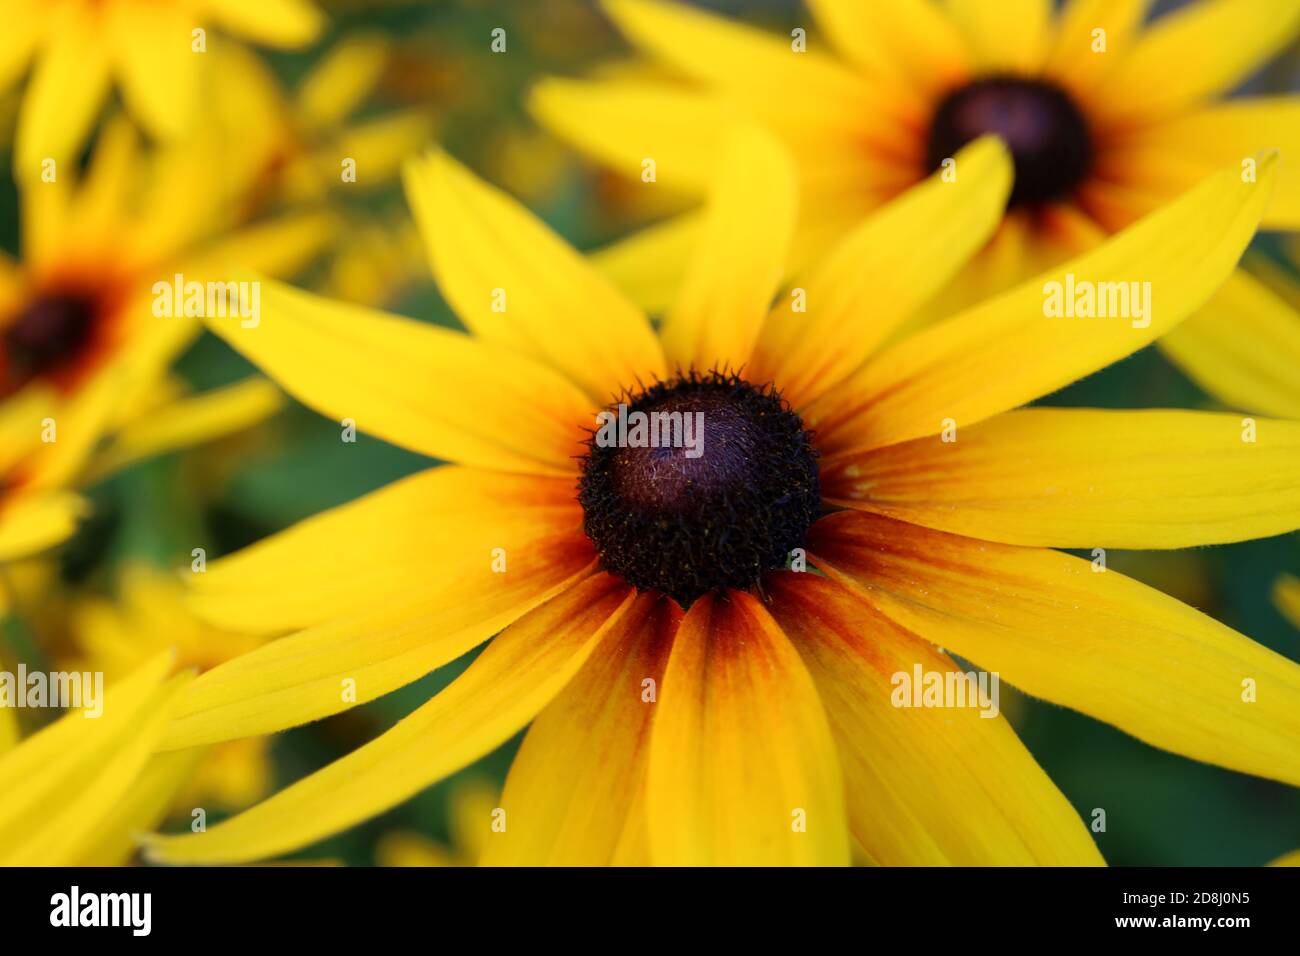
[107,0,200,140]
[1042,0,1150,100]
[481,593,680,865]
[601,0,905,140]
[186,466,587,634]
[1269,848,1300,866]
[14,7,111,175]
[296,34,388,130]
[1092,0,1300,125]
[192,210,340,281]
[444,780,501,865]
[404,150,665,405]
[89,377,284,482]
[1158,268,1300,419]
[20,364,141,492]
[810,511,1300,788]
[375,831,459,867]
[823,408,1300,548]
[645,591,849,865]
[749,136,1011,407]
[0,382,53,476]
[588,212,703,316]
[1107,97,1300,229]
[0,656,17,753]
[79,749,205,866]
[1274,574,1300,634]
[945,0,1052,72]
[807,0,969,96]
[0,652,172,789]
[0,0,42,93]
[204,0,324,48]
[0,491,88,561]
[809,154,1276,457]
[19,159,71,272]
[529,78,727,196]
[65,115,139,247]
[768,572,1103,865]
[0,653,189,866]
[165,536,597,749]
[202,278,593,474]
[659,123,797,371]
[146,574,636,864]
[323,110,434,190]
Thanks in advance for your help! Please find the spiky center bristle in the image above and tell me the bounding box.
[578,370,820,607]
[926,75,1092,207]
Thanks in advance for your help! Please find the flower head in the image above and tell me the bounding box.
[533,0,1300,415]
[143,129,1300,867]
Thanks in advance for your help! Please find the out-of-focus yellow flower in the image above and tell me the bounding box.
[210,38,434,216]
[0,652,195,866]
[3,0,324,175]
[535,0,1300,415]
[321,214,428,307]
[375,779,499,867]
[0,116,327,565]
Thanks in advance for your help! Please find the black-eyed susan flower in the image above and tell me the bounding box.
[533,0,1300,413]
[145,131,1300,867]
[0,117,327,569]
[2,0,323,174]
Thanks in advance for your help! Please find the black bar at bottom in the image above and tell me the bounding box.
[2,865,1293,943]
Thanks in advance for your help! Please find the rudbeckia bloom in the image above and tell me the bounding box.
[533,0,1300,416]
[0,117,325,569]
[2,0,324,174]
[146,131,1300,867]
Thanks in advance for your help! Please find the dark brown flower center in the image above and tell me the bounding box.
[926,75,1092,207]
[4,291,99,381]
[578,371,820,608]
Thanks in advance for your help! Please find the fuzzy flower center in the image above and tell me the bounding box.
[926,75,1092,207]
[578,371,820,607]
[4,291,98,380]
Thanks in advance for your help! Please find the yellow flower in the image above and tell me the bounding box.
[533,0,1300,416]
[2,0,324,174]
[144,131,1300,866]
[0,652,194,866]
[208,37,434,216]
[0,116,319,567]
